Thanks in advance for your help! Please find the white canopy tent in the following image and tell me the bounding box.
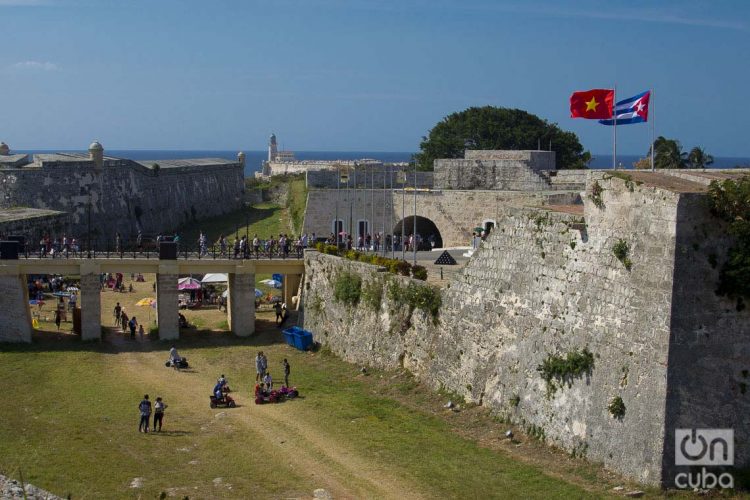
[201,273,229,284]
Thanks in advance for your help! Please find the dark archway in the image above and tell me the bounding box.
[393,216,443,250]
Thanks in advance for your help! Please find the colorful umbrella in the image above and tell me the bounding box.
[178,277,202,290]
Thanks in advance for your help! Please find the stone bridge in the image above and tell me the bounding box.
[0,256,303,343]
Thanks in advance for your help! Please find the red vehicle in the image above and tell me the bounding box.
[209,393,236,408]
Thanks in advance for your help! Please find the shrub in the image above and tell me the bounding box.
[608,396,626,419]
[333,272,362,306]
[361,278,384,311]
[588,180,604,209]
[612,239,632,270]
[411,264,428,280]
[537,347,595,394]
[708,177,750,300]
[395,260,412,276]
[387,280,441,323]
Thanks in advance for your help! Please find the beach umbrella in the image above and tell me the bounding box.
[136,297,156,323]
[473,226,484,232]
[177,277,202,290]
[255,288,263,298]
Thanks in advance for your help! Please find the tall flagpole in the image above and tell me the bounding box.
[651,89,655,171]
[612,85,617,170]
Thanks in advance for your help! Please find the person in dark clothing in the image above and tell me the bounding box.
[274,302,283,325]
[128,316,138,339]
[153,397,167,432]
[282,358,291,387]
[138,395,151,433]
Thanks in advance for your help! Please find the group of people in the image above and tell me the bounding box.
[324,231,436,252]
[37,234,80,258]
[137,394,167,433]
[114,302,144,339]
[254,351,291,391]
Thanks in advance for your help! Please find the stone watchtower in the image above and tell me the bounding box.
[88,140,104,168]
[268,133,278,162]
[0,142,9,156]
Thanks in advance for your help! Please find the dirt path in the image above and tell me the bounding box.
[112,347,426,499]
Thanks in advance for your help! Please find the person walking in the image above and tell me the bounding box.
[153,397,167,432]
[282,358,291,388]
[114,302,122,326]
[128,316,138,339]
[255,351,264,382]
[138,395,151,433]
[274,301,283,325]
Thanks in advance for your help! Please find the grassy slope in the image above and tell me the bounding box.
[0,333,606,499]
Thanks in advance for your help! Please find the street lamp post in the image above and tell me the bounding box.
[401,168,405,261]
[335,163,340,247]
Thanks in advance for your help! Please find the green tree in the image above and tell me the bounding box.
[414,106,588,171]
[649,136,687,169]
[687,146,714,169]
[707,176,750,300]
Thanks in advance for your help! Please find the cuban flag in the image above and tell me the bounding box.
[599,90,650,125]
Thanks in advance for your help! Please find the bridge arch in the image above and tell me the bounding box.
[393,216,443,250]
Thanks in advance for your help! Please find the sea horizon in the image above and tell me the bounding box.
[13,149,750,175]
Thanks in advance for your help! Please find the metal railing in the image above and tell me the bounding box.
[15,240,305,260]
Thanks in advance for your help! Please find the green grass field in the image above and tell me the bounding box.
[0,325,634,499]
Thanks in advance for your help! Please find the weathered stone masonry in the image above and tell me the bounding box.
[0,154,244,239]
[302,174,750,486]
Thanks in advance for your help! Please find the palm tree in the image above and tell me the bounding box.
[650,136,687,169]
[687,147,714,169]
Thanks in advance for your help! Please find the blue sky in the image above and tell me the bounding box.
[2,0,748,156]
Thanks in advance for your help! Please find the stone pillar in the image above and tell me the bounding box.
[283,274,302,307]
[0,272,32,342]
[80,262,101,341]
[228,272,255,337]
[156,265,179,340]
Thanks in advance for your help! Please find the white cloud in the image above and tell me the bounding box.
[11,60,60,71]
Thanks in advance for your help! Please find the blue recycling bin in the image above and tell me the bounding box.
[282,326,302,347]
[282,326,313,351]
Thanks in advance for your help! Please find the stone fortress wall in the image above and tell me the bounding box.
[302,171,750,485]
[0,145,245,240]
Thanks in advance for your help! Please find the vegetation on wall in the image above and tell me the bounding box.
[537,347,595,394]
[315,242,427,280]
[361,277,384,312]
[333,271,362,306]
[588,181,604,209]
[707,176,750,301]
[387,279,442,323]
[612,239,633,271]
[608,396,626,420]
[413,106,589,171]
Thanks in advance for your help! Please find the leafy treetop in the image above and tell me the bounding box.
[414,106,589,171]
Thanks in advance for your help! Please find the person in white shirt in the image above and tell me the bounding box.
[263,372,273,392]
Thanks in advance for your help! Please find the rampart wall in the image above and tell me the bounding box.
[306,168,434,189]
[0,208,71,242]
[302,174,750,485]
[0,159,244,239]
[302,189,580,246]
[434,150,557,190]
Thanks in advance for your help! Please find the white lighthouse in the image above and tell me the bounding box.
[268,133,278,162]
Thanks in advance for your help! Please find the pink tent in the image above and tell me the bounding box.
[178,277,202,290]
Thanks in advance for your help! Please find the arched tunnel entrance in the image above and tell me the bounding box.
[393,216,443,250]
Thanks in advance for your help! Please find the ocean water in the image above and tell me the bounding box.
[14,149,750,176]
[16,150,415,178]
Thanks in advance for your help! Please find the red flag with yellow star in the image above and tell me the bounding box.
[570,89,614,119]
